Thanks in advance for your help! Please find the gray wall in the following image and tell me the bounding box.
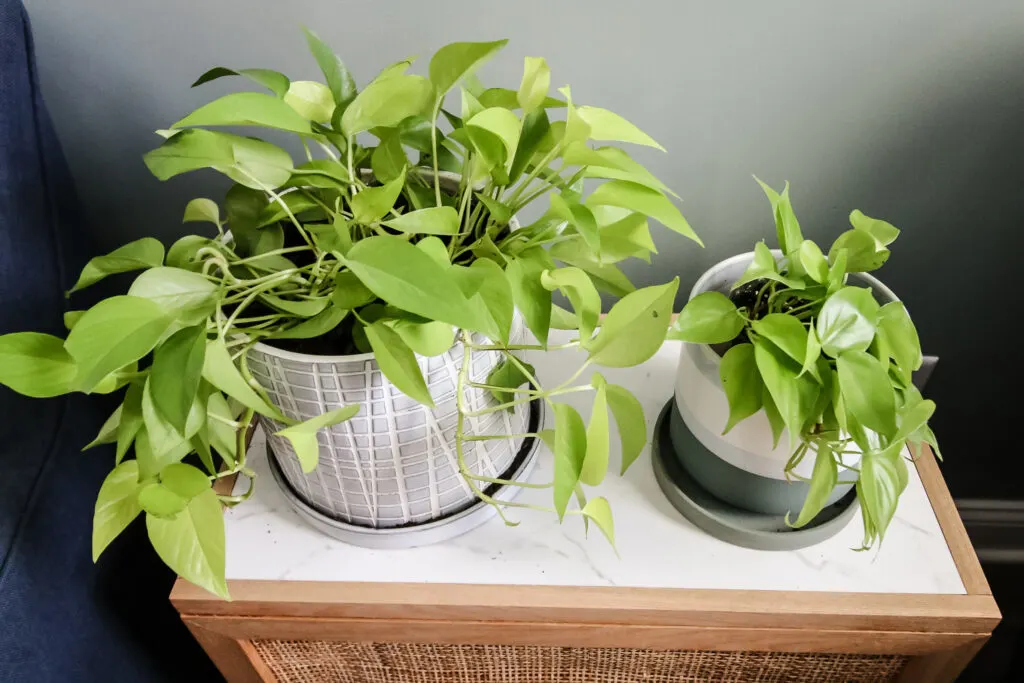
[23,0,1024,498]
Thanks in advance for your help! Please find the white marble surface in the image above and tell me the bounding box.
[226,336,965,595]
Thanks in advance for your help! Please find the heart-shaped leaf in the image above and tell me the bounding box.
[790,444,838,528]
[588,279,678,367]
[429,39,508,97]
[718,343,763,433]
[382,206,459,235]
[517,56,550,113]
[576,106,664,151]
[364,322,434,408]
[0,332,78,398]
[92,460,144,561]
[586,180,700,245]
[173,92,312,134]
[146,488,229,599]
[150,325,206,433]
[552,402,587,520]
[68,238,165,295]
[815,287,879,358]
[837,349,897,437]
[580,373,610,486]
[670,291,743,344]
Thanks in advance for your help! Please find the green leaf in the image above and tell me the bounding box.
[344,235,480,331]
[827,248,848,294]
[603,383,646,475]
[146,488,229,599]
[144,129,232,181]
[858,449,907,543]
[754,339,819,446]
[202,338,282,419]
[141,378,202,477]
[761,384,785,448]
[837,350,897,437]
[550,194,600,255]
[429,39,508,97]
[303,28,357,109]
[206,392,238,464]
[474,194,512,225]
[68,238,165,295]
[167,236,217,270]
[829,229,889,273]
[718,343,764,433]
[580,374,610,486]
[486,358,536,404]
[798,326,823,382]
[508,109,550,183]
[453,259,514,344]
[138,483,188,519]
[84,405,122,450]
[588,279,677,367]
[150,325,206,433]
[751,314,807,365]
[753,177,804,255]
[92,460,144,561]
[478,87,565,110]
[540,268,601,342]
[552,402,587,520]
[161,462,212,499]
[65,297,170,392]
[551,249,635,298]
[64,310,84,331]
[341,75,434,138]
[370,132,408,183]
[580,496,616,547]
[467,107,522,175]
[276,404,360,472]
[351,167,407,223]
[460,87,484,121]
[255,192,322,228]
[173,92,312,134]
[364,322,434,407]
[815,286,879,358]
[896,397,936,443]
[506,254,551,345]
[288,159,352,188]
[388,319,454,357]
[260,294,329,318]
[798,240,829,283]
[382,206,459,235]
[850,209,900,247]
[183,198,220,226]
[191,66,290,98]
[876,302,922,380]
[127,267,217,321]
[333,271,377,310]
[117,382,144,463]
[586,180,700,245]
[790,444,838,527]
[284,80,334,122]
[0,332,77,398]
[517,56,550,113]
[573,146,677,198]
[732,241,803,290]
[273,304,349,341]
[576,106,664,151]
[670,291,744,344]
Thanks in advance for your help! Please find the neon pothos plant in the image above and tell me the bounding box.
[0,33,700,597]
[670,180,938,548]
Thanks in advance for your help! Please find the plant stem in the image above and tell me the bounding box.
[431,101,442,206]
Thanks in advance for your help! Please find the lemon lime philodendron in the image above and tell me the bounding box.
[670,180,937,549]
[0,32,701,598]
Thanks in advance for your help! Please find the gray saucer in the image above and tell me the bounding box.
[652,400,859,551]
[268,400,544,549]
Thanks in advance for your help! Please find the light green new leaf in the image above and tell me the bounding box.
[552,402,587,520]
[576,106,664,151]
[474,193,512,225]
[478,87,565,110]
[753,177,803,256]
[351,167,407,223]
[341,75,434,137]
[455,259,514,344]
[580,374,610,486]
[172,92,312,134]
[284,80,334,122]
[92,460,144,561]
[64,310,84,330]
[150,325,206,433]
[370,132,407,183]
[540,268,601,342]
[790,444,838,528]
[799,326,823,382]
[754,339,819,447]
[141,379,202,477]
[303,28,357,108]
[732,241,789,290]
[183,198,220,226]
[588,279,677,367]
[896,397,936,443]
[382,206,459,235]
[670,291,744,344]
[586,180,700,245]
[517,56,550,113]
[461,86,484,121]
[276,404,360,472]
[161,462,212,499]
[751,314,807,365]
[604,383,646,475]
[575,147,677,198]
[344,236,480,331]
[68,238,165,294]
[829,229,889,273]
[138,483,188,519]
[127,267,217,322]
[84,405,122,451]
[0,332,78,398]
[508,109,550,183]
[580,496,616,547]
[815,286,879,358]
[191,66,290,98]
[837,350,897,437]
[202,338,282,419]
[858,449,907,543]
[116,382,144,463]
[388,319,454,357]
[146,488,229,599]
[429,39,508,97]
[144,129,234,181]
[718,343,763,433]
[877,302,922,380]
[486,358,536,404]
[761,384,785,448]
[798,240,829,284]
[850,209,900,247]
[206,392,238,465]
[505,255,551,345]
[550,193,600,255]
[467,107,521,174]
[364,322,434,407]
[65,297,170,392]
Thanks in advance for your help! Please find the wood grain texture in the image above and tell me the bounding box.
[184,621,271,683]
[172,580,1001,635]
[185,615,984,655]
[913,445,994,596]
[895,637,989,683]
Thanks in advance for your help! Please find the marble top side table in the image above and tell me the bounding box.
[172,338,1000,683]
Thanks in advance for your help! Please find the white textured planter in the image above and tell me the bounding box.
[673,250,898,513]
[247,316,531,529]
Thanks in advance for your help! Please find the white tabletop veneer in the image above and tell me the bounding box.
[225,335,965,595]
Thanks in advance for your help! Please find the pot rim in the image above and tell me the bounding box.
[251,330,458,364]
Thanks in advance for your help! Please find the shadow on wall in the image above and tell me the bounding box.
[815,43,1024,499]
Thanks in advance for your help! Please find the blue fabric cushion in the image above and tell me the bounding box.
[0,2,218,680]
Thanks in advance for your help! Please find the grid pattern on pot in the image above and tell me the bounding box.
[247,328,529,528]
[250,640,908,683]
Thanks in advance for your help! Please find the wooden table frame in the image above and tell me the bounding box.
[173,446,1001,683]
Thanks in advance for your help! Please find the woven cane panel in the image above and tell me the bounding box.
[250,640,908,683]
[247,317,529,528]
